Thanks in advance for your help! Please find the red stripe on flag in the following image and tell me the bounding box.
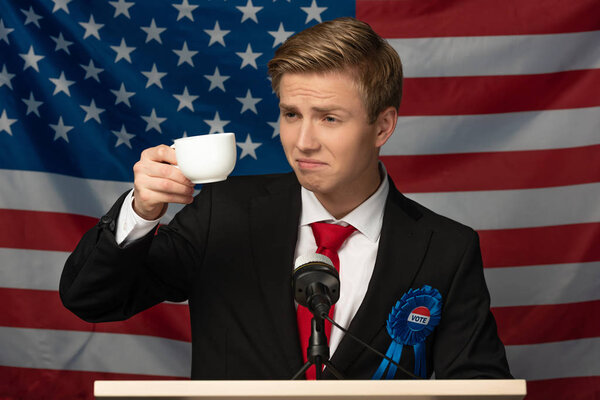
[526,376,600,400]
[382,145,600,193]
[400,70,600,116]
[0,209,97,252]
[492,300,600,346]
[0,288,191,342]
[0,366,187,400]
[357,0,600,38]
[479,223,600,268]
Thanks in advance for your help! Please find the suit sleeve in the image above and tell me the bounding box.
[59,186,212,323]
[432,230,512,378]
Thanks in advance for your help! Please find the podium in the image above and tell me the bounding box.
[95,380,526,400]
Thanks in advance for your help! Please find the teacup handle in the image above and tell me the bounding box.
[169,144,180,169]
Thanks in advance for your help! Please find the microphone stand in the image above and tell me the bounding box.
[291,316,345,380]
[290,256,420,380]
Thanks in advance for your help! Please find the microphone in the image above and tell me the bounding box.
[292,253,340,320]
[292,253,421,380]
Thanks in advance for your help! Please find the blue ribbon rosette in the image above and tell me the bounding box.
[372,285,442,379]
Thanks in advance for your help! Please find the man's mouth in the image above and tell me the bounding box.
[296,158,327,170]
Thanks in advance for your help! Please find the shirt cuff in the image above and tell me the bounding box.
[115,190,161,245]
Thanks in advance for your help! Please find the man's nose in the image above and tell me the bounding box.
[296,121,320,152]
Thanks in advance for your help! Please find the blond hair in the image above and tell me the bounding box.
[267,17,403,124]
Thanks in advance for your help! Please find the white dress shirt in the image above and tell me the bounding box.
[294,173,388,354]
[115,169,389,355]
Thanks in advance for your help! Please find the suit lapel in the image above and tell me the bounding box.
[327,180,433,377]
[249,174,304,376]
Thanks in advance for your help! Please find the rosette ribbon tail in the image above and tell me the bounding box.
[372,342,403,380]
[414,342,426,378]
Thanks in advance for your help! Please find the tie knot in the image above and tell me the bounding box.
[310,222,356,253]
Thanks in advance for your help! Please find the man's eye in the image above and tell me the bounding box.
[284,112,297,118]
[325,116,337,123]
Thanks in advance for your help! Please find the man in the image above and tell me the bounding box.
[60,17,511,380]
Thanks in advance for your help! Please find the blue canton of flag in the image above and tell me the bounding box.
[0,0,354,182]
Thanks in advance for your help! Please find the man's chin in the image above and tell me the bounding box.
[294,173,328,195]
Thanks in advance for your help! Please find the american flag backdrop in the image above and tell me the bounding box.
[0,0,599,398]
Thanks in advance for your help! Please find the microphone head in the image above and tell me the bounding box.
[292,253,340,311]
[294,253,333,269]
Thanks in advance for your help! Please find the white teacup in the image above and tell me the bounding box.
[171,133,236,184]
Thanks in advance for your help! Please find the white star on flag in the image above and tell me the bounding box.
[110,83,135,107]
[109,0,134,19]
[81,99,105,123]
[204,111,230,134]
[21,7,43,28]
[50,116,73,142]
[141,63,167,88]
[204,67,230,92]
[236,0,263,23]
[173,0,198,22]
[19,46,45,72]
[49,71,75,96]
[111,38,136,63]
[51,0,72,14]
[268,115,280,138]
[50,32,73,54]
[301,0,327,24]
[0,109,17,135]
[204,21,230,47]
[22,92,43,117]
[79,15,104,40]
[80,59,104,82]
[173,87,199,112]
[141,108,166,133]
[236,89,262,114]
[141,19,166,44]
[237,133,262,159]
[236,44,262,69]
[112,124,135,148]
[0,64,15,89]
[0,19,14,44]
[173,42,197,67]
[268,23,294,47]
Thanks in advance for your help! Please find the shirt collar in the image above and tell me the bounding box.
[299,163,389,242]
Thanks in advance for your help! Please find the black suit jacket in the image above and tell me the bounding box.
[60,173,511,379]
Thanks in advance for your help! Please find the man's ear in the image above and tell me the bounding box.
[374,106,398,148]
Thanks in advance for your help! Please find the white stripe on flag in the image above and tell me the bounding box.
[7,246,598,309]
[0,326,190,377]
[0,249,188,305]
[391,31,600,78]
[0,169,188,220]
[505,337,600,381]
[406,182,600,230]
[0,169,132,217]
[485,262,600,307]
[3,171,600,230]
[382,106,600,155]
[0,248,68,291]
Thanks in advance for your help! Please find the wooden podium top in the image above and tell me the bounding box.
[95,379,526,400]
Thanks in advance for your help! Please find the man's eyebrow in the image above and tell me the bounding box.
[278,103,297,111]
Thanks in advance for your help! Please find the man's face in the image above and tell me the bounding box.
[279,71,391,202]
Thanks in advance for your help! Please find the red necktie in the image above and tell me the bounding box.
[297,222,356,379]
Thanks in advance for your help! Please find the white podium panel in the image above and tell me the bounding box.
[95,379,526,400]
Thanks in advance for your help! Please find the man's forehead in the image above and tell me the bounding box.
[279,72,360,101]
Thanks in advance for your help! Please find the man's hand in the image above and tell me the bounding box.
[132,144,195,220]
